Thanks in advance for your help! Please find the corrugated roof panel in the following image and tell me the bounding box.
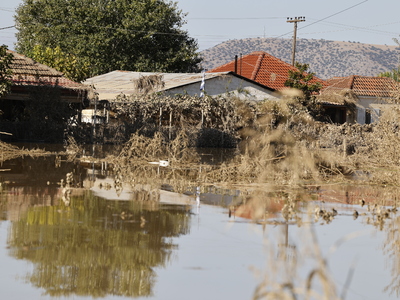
[83,71,232,99]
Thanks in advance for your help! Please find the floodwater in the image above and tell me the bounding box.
[0,146,399,300]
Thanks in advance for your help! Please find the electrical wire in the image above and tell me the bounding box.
[300,0,368,31]
[2,0,398,50]
[277,0,369,38]
[0,7,15,12]
[188,17,284,20]
[0,25,15,30]
[304,18,400,36]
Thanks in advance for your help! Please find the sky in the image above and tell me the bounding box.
[1,0,400,52]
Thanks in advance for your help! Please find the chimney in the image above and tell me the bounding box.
[234,55,238,74]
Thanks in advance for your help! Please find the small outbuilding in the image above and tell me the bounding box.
[323,75,400,124]
[83,70,280,102]
[0,50,91,141]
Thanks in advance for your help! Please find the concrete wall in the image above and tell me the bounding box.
[356,96,388,124]
[164,75,279,101]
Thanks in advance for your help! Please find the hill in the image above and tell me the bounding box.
[200,38,399,80]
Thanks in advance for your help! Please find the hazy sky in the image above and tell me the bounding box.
[1,0,400,51]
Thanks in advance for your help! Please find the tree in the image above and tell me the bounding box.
[284,62,322,99]
[15,0,202,80]
[30,45,91,82]
[0,45,13,98]
[284,62,324,120]
[378,67,400,82]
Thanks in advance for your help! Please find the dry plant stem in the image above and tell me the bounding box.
[339,259,357,300]
[0,141,50,163]
[305,225,339,300]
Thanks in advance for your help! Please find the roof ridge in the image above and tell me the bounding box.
[251,51,297,70]
[349,75,356,89]
[354,74,397,81]
[251,53,264,80]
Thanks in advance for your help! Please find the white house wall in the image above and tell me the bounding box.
[356,96,388,124]
[164,76,279,101]
[356,105,366,124]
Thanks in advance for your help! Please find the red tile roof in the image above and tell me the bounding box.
[325,75,399,98]
[7,50,88,90]
[209,51,327,90]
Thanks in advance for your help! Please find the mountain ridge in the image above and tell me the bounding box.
[200,38,399,80]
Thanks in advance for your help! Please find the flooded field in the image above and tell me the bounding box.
[0,144,399,300]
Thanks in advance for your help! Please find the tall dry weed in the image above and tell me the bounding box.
[253,220,341,300]
[345,107,400,185]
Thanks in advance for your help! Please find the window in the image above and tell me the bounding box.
[365,109,371,124]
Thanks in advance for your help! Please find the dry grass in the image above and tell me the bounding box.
[105,91,400,191]
[252,224,341,300]
[132,74,165,95]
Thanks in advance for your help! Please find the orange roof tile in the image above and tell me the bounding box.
[325,75,399,98]
[7,50,88,90]
[209,51,327,90]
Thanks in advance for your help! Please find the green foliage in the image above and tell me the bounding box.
[284,62,323,99]
[378,67,400,82]
[15,0,202,79]
[0,45,13,98]
[30,45,90,82]
[284,62,324,120]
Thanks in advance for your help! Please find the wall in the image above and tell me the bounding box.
[164,75,279,101]
[356,96,386,124]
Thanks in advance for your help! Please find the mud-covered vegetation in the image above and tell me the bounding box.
[3,91,400,300]
[79,93,254,147]
[4,87,400,189]
[81,90,400,192]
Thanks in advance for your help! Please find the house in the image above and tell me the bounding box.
[1,50,90,119]
[208,51,327,91]
[83,70,280,102]
[322,75,400,124]
[209,51,359,124]
[0,50,91,141]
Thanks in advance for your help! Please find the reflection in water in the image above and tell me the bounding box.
[6,191,191,298]
[3,149,400,299]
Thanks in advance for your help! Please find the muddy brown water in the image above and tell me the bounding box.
[0,145,399,299]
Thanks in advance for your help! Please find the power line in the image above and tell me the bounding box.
[299,0,368,30]
[188,17,284,20]
[0,7,15,13]
[0,25,15,30]
[276,0,369,39]
[305,19,400,36]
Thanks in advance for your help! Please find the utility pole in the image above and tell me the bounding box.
[287,16,305,66]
